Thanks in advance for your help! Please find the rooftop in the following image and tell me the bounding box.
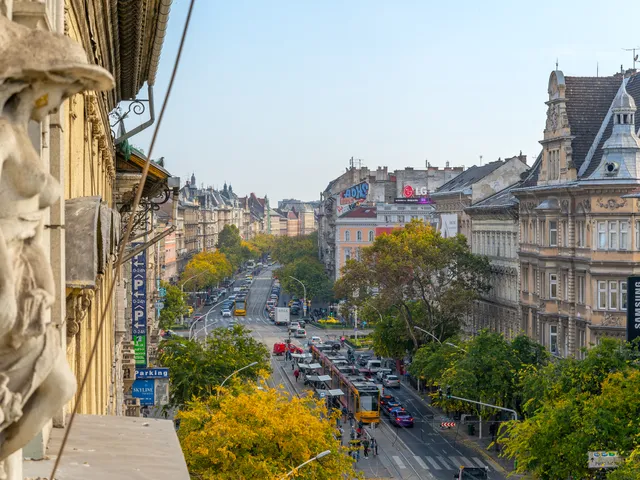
[341,206,377,218]
[434,161,505,194]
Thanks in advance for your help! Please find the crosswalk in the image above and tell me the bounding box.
[391,454,488,472]
[210,316,273,324]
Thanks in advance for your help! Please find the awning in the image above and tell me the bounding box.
[292,353,312,359]
[307,363,321,369]
[328,389,345,397]
[317,375,332,382]
[66,196,120,288]
[306,375,321,382]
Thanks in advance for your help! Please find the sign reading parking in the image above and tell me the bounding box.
[131,244,147,366]
[627,277,640,343]
[136,368,169,379]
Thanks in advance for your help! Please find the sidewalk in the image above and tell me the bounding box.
[401,382,528,479]
[276,356,395,479]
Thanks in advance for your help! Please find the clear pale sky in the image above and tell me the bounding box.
[129,0,640,202]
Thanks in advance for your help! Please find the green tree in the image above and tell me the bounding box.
[158,281,187,330]
[335,220,491,349]
[178,385,360,480]
[217,224,242,251]
[271,233,317,265]
[408,341,464,389]
[276,257,333,301]
[182,250,233,290]
[159,325,271,408]
[248,233,276,257]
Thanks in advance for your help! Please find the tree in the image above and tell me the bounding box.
[217,224,242,251]
[248,233,275,258]
[271,233,317,266]
[178,385,360,480]
[182,251,233,290]
[408,341,464,389]
[158,281,187,330]
[276,257,333,301]
[158,325,271,408]
[335,220,491,350]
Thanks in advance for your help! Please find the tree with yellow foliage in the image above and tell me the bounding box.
[182,250,233,290]
[178,385,360,480]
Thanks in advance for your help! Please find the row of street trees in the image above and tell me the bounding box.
[272,232,333,302]
[159,325,359,479]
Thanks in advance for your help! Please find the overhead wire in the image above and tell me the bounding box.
[49,0,197,476]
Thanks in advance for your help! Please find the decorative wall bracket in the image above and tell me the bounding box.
[66,289,95,338]
[597,198,626,210]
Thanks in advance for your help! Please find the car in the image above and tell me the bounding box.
[380,394,395,408]
[294,328,307,338]
[228,294,237,301]
[382,401,403,416]
[376,369,393,382]
[288,322,300,332]
[290,307,300,316]
[387,406,407,418]
[309,336,322,345]
[297,320,306,328]
[383,375,401,388]
[390,411,414,428]
[222,308,232,318]
[227,320,238,330]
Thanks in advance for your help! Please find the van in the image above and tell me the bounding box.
[366,360,382,371]
[295,328,307,338]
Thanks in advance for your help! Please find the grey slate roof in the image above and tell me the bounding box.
[564,76,621,175]
[520,151,542,187]
[434,161,504,194]
[465,182,521,212]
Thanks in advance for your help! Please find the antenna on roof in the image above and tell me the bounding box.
[623,47,640,70]
[597,61,599,77]
[479,155,483,166]
[555,58,559,70]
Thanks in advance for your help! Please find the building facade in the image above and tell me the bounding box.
[514,69,640,358]
[334,207,379,279]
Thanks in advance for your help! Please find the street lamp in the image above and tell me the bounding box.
[445,342,467,353]
[288,276,307,317]
[280,450,331,479]
[413,326,442,345]
[216,361,259,400]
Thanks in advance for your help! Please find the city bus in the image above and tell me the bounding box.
[310,345,380,424]
[234,299,247,316]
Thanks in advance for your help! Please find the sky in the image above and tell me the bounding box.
[129,0,640,202]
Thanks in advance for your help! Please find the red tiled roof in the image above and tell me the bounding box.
[342,206,377,218]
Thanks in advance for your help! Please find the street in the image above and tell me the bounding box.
[184,267,505,480]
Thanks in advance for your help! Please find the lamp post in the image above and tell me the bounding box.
[413,326,442,344]
[288,276,307,317]
[279,450,331,479]
[216,361,259,400]
[445,342,467,353]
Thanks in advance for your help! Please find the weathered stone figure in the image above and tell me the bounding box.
[0,16,113,478]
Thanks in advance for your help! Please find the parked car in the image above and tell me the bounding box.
[222,308,232,318]
[390,411,414,428]
[383,375,401,388]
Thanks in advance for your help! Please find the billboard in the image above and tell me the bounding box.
[336,181,369,217]
[440,214,458,238]
[627,276,640,343]
[132,379,154,406]
[394,197,434,205]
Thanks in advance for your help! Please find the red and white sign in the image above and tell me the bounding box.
[403,184,429,197]
[403,185,414,198]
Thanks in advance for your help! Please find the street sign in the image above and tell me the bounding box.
[136,367,169,379]
[627,276,640,343]
[131,244,147,367]
[159,287,167,298]
[134,335,146,367]
[588,451,622,469]
[132,379,154,406]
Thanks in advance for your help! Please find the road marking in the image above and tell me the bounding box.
[424,456,441,470]
[414,456,428,469]
[472,457,487,468]
[459,455,473,466]
[437,456,454,470]
[449,456,464,468]
[392,456,406,469]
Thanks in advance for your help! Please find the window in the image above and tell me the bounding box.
[549,274,558,299]
[577,275,585,304]
[398,215,405,223]
[577,221,586,247]
[598,281,607,309]
[368,230,374,242]
[345,231,350,242]
[522,266,529,292]
[356,248,362,260]
[549,221,558,246]
[636,221,640,250]
[563,273,568,300]
[523,222,529,243]
[598,222,607,249]
[356,230,362,242]
[609,281,618,310]
[562,221,568,247]
[550,325,558,354]
[578,330,586,359]
[540,220,546,245]
[621,221,629,249]
[344,247,352,262]
[609,221,618,249]
[547,150,560,180]
[384,215,391,223]
[622,281,628,310]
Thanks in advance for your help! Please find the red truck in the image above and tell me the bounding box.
[273,341,303,356]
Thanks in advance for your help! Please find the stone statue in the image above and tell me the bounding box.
[0,16,113,478]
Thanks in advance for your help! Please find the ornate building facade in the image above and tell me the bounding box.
[514,69,640,358]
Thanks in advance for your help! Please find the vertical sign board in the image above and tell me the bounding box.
[132,379,155,406]
[627,277,640,343]
[131,244,147,367]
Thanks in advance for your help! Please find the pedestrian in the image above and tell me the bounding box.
[291,361,295,371]
[341,406,348,422]
[371,437,378,456]
[293,368,300,382]
[363,438,370,458]
[350,426,356,440]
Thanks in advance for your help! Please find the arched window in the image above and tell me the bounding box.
[356,230,362,242]
[345,231,350,241]
[369,230,374,242]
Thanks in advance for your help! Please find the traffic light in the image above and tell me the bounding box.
[446,386,452,399]
[438,388,443,399]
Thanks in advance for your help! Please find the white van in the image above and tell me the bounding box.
[295,328,307,338]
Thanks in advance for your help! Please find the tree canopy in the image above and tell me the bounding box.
[158,281,188,330]
[275,257,333,301]
[181,250,233,290]
[178,385,359,480]
[158,325,270,408]
[335,220,491,349]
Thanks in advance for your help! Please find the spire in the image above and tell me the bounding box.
[588,79,640,180]
[190,172,196,187]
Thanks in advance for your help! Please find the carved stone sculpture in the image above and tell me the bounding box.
[0,16,113,478]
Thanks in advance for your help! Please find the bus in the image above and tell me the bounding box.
[310,345,381,424]
[234,299,247,316]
